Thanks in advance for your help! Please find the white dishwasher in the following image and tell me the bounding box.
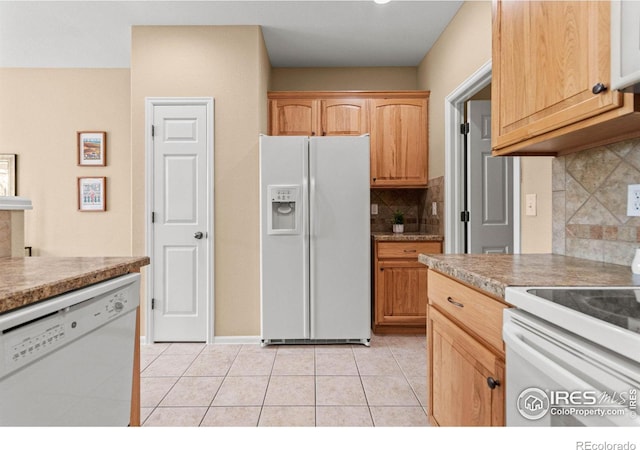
[0,273,140,426]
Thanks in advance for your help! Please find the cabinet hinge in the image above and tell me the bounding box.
[151,212,155,223]
[460,211,470,222]
[151,298,155,310]
[151,125,155,138]
[460,123,470,135]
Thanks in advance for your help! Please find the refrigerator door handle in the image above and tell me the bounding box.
[302,139,311,339]
[307,139,316,339]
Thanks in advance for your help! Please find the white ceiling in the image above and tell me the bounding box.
[0,0,463,68]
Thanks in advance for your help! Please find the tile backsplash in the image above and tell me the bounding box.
[552,138,640,266]
[370,176,444,235]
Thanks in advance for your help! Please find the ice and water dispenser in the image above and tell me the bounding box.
[267,185,301,235]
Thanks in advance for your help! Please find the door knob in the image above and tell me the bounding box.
[194,231,204,239]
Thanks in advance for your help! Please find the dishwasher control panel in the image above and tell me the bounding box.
[0,276,139,378]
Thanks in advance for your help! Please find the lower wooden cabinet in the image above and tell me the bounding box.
[427,270,508,426]
[372,240,442,334]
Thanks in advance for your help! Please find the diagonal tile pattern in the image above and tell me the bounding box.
[140,334,429,427]
[553,137,640,266]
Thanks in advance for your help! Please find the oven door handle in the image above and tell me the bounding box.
[503,321,592,390]
[503,321,640,426]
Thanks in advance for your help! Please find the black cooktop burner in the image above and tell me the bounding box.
[526,288,640,333]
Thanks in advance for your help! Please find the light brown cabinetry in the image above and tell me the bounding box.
[427,270,508,426]
[370,97,428,187]
[269,96,368,136]
[372,240,442,334]
[268,91,429,187]
[492,0,640,156]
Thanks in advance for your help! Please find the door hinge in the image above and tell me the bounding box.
[460,123,470,135]
[151,298,155,310]
[460,211,470,222]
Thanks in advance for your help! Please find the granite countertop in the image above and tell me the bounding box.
[371,232,444,242]
[0,256,150,315]
[419,253,640,300]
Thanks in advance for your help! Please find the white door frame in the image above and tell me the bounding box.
[145,97,215,344]
[444,60,521,254]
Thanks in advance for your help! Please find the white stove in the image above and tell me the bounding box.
[503,286,640,427]
[505,286,640,362]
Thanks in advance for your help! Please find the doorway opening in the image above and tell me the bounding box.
[444,61,520,254]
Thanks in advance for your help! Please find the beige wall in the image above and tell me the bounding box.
[0,68,132,257]
[520,157,553,253]
[131,26,270,337]
[417,1,492,179]
[418,1,552,252]
[270,67,417,91]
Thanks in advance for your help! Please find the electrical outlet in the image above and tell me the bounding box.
[431,202,437,216]
[525,194,537,216]
[371,203,378,215]
[628,185,640,217]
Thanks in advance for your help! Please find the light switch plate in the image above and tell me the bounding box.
[627,184,640,216]
[371,203,378,215]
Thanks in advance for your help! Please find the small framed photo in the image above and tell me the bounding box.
[0,154,17,196]
[78,177,107,212]
[77,131,106,166]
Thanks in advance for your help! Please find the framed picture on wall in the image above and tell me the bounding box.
[0,154,17,196]
[78,176,106,212]
[77,131,106,166]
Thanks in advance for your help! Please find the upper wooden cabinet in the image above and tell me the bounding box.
[321,98,369,136]
[492,0,640,156]
[269,93,368,137]
[370,97,428,187]
[268,91,429,187]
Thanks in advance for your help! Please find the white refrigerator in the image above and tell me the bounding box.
[260,135,371,346]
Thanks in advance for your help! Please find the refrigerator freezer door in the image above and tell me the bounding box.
[309,136,371,340]
[260,136,309,340]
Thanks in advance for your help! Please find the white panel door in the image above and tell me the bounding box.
[309,136,370,340]
[467,100,514,254]
[152,103,210,341]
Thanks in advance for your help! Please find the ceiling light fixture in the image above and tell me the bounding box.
[374,0,391,4]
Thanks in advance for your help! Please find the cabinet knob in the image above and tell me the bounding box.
[311,131,316,136]
[487,377,501,390]
[322,131,326,136]
[592,83,607,94]
[372,177,377,182]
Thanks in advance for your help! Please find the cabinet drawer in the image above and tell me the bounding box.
[377,241,442,259]
[427,270,507,353]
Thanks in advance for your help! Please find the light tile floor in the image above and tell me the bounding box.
[140,333,429,427]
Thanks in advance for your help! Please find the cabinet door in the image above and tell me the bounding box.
[428,307,505,426]
[376,260,427,326]
[320,98,369,136]
[370,98,428,187]
[269,99,319,136]
[492,0,623,151]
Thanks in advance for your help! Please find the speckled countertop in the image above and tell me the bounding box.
[0,256,150,315]
[371,232,444,242]
[419,253,640,300]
